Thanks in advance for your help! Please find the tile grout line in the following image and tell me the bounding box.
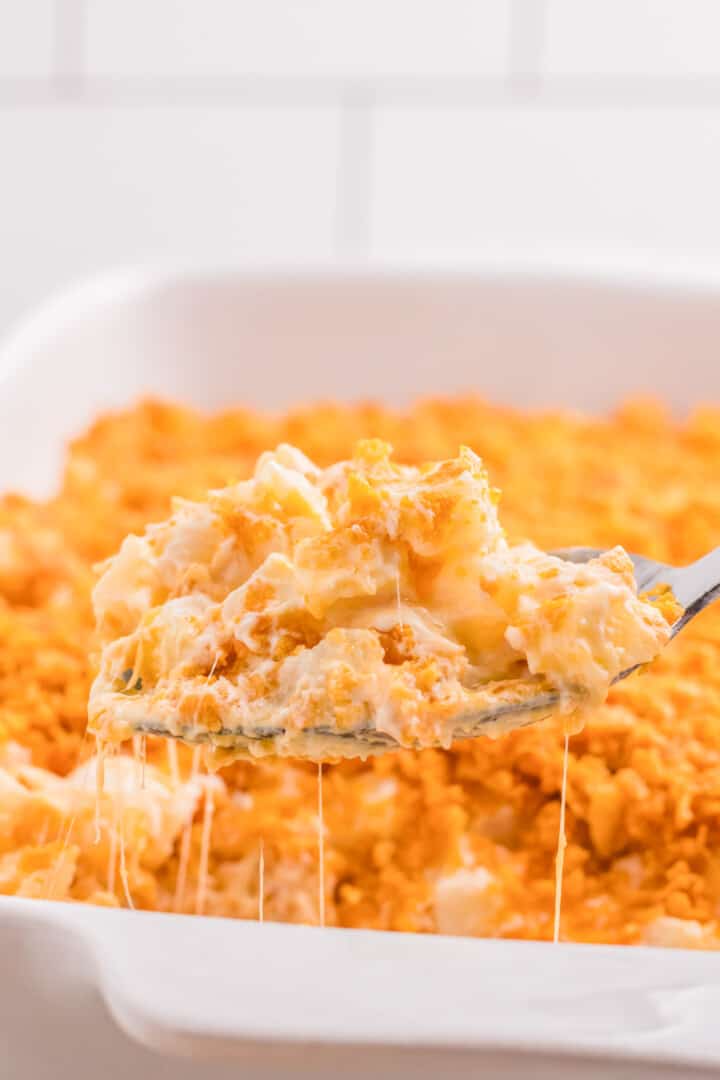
[334,91,374,262]
[3,72,720,110]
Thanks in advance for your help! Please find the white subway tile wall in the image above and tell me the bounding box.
[1,0,719,330]
[86,0,511,79]
[0,0,56,79]
[371,107,720,261]
[544,0,720,78]
[0,106,340,332]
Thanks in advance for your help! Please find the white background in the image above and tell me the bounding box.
[3,0,720,332]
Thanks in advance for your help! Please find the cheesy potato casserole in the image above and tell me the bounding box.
[0,395,717,948]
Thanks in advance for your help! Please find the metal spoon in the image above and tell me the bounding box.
[132,546,720,759]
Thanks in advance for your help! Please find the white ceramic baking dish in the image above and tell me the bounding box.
[2,267,720,1080]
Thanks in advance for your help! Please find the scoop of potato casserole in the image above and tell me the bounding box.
[88,440,676,762]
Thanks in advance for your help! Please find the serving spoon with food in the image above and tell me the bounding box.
[432,542,720,737]
[122,545,720,761]
[88,441,720,763]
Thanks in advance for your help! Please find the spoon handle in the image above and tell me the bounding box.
[665,547,720,633]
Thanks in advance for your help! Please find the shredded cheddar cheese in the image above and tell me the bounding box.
[0,395,718,947]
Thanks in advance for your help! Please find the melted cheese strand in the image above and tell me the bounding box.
[94,737,106,844]
[139,734,146,789]
[37,816,51,847]
[166,740,180,784]
[47,731,92,897]
[195,782,214,916]
[129,637,144,691]
[184,656,219,915]
[258,839,265,923]
[173,818,192,913]
[553,733,570,944]
[106,799,118,896]
[47,812,78,900]
[173,745,201,912]
[317,762,325,928]
[51,728,89,845]
[189,744,201,782]
[119,812,135,909]
[132,734,143,787]
[395,564,404,631]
